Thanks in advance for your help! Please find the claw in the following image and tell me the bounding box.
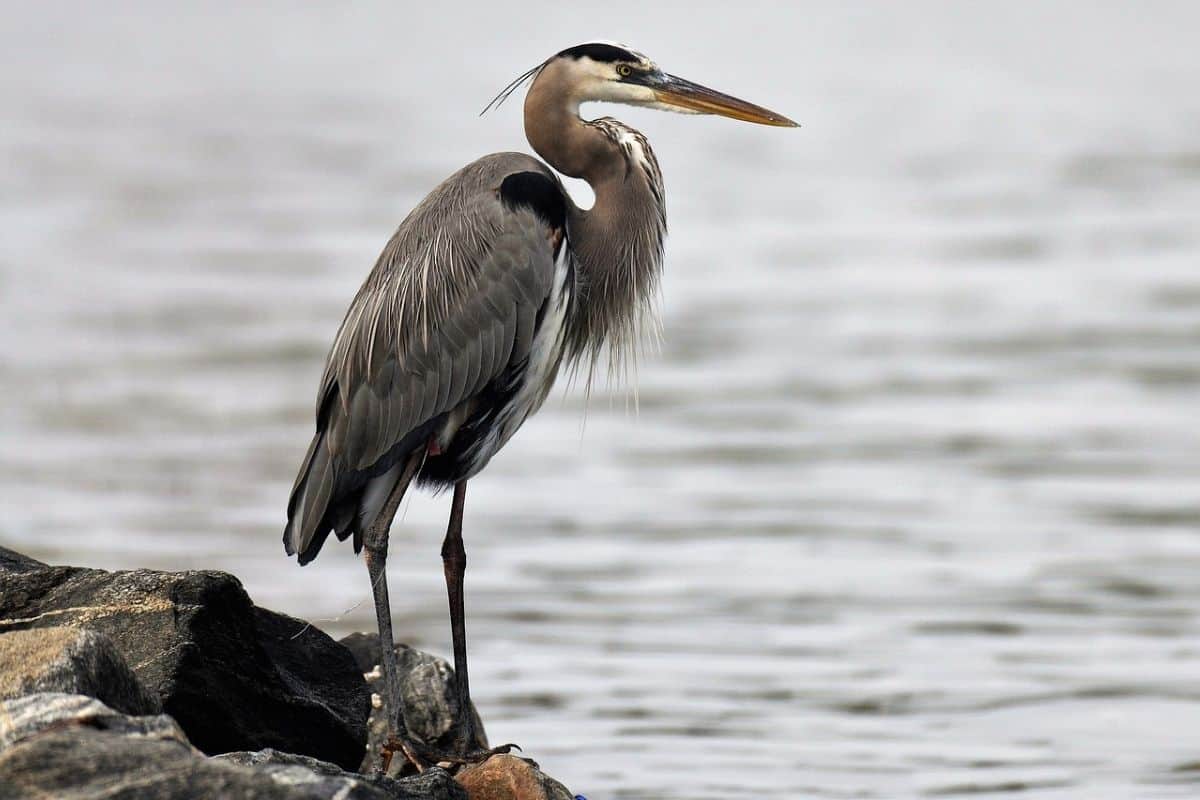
[379,739,396,775]
[381,734,525,775]
[444,742,526,766]
[381,735,431,775]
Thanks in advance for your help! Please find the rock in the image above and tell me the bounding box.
[391,644,486,754]
[0,546,46,575]
[340,631,385,674]
[0,692,262,800]
[339,633,485,773]
[454,755,576,800]
[0,555,369,769]
[0,544,48,575]
[0,694,463,800]
[0,626,159,715]
[0,692,186,752]
[216,749,467,800]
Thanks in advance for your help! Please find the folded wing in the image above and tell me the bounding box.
[284,156,564,564]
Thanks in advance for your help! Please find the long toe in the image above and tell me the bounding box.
[391,738,528,773]
[461,742,526,766]
[382,735,437,775]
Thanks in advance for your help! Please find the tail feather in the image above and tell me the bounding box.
[284,431,337,565]
[285,400,430,565]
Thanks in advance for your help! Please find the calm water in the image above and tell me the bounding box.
[3,2,1200,798]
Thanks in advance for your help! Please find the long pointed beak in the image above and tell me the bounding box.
[652,73,799,127]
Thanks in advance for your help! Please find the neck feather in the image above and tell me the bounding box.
[524,70,667,383]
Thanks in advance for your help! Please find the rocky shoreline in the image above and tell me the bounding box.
[0,547,577,800]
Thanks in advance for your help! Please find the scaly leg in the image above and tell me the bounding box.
[441,480,517,760]
[376,474,516,773]
[362,452,422,774]
[441,480,475,751]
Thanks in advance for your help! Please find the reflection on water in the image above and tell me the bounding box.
[3,2,1200,798]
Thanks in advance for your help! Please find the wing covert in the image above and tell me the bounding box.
[284,153,568,564]
[327,197,558,476]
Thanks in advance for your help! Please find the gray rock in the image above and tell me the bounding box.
[0,692,187,752]
[394,644,487,752]
[216,749,467,800]
[340,630,386,674]
[339,633,485,774]
[0,727,301,800]
[0,546,46,575]
[0,693,253,799]
[0,555,369,768]
[0,694,463,800]
[0,626,160,715]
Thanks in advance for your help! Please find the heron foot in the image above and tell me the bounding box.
[381,736,524,774]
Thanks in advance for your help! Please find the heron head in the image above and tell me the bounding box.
[485,42,798,127]
[543,41,799,127]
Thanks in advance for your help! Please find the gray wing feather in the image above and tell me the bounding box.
[460,329,483,400]
[434,346,454,412]
[284,153,562,562]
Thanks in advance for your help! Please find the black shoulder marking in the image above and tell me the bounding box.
[500,171,567,231]
[557,43,637,63]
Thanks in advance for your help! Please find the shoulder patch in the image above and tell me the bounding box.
[500,171,567,232]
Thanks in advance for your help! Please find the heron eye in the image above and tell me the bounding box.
[617,65,632,77]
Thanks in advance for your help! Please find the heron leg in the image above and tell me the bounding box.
[375,472,516,773]
[362,451,422,774]
[441,480,476,752]
[436,483,521,764]
[364,546,403,771]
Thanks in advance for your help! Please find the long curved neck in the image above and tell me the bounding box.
[524,66,667,377]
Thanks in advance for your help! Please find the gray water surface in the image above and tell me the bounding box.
[3,3,1200,798]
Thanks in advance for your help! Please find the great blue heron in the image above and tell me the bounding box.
[284,41,796,769]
